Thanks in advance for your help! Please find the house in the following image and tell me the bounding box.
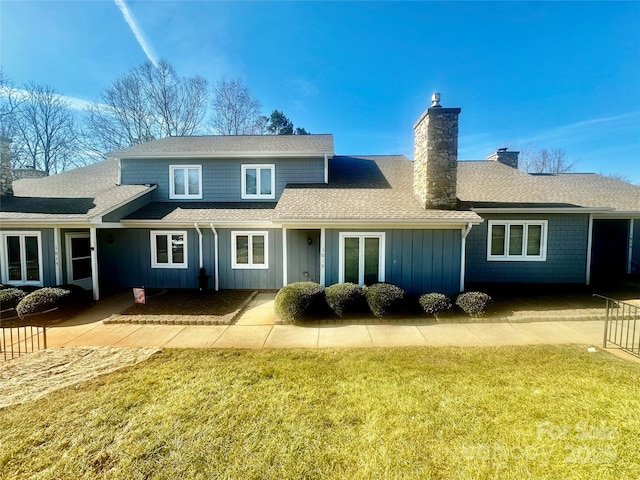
[1,95,639,300]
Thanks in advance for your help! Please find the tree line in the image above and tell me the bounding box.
[0,61,309,174]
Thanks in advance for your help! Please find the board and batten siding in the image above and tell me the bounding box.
[465,213,590,284]
[0,227,56,286]
[120,157,324,202]
[324,228,462,296]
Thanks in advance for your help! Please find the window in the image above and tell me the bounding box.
[241,164,275,199]
[232,231,268,269]
[1,232,43,286]
[487,220,547,261]
[338,232,385,285]
[151,231,188,268]
[169,165,202,199]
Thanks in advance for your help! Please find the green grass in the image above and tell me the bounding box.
[1,345,639,479]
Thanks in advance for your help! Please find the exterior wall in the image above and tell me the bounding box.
[287,229,321,284]
[465,213,589,284]
[0,227,56,286]
[102,190,154,222]
[324,228,462,296]
[120,157,324,202]
[98,227,283,292]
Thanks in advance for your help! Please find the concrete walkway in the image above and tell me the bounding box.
[42,291,638,362]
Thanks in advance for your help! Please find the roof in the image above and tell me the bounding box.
[274,156,481,223]
[457,161,640,213]
[0,159,153,222]
[107,134,335,159]
[123,202,277,223]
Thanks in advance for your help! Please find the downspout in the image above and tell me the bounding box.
[194,222,203,269]
[209,223,219,291]
[460,222,473,292]
[586,214,594,285]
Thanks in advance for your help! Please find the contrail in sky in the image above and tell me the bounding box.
[114,0,159,67]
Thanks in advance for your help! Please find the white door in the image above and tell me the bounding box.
[66,233,92,290]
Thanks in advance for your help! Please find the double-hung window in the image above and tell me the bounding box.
[487,220,548,261]
[338,232,385,285]
[170,165,202,199]
[231,231,268,269]
[241,164,275,199]
[151,231,188,268]
[1,232,43,286]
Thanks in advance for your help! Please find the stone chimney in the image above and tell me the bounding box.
[487,148,519,169]
[413,93,461,210]
[0,136,13,197]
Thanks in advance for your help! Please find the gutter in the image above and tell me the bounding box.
[471,207,613,214]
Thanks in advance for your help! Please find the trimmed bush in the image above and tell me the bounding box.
[325,283,368,317]
[455,291,493,317]
[364,283,408,318]
[274,282,326,323]
[0,288,28,311]
[16,285,91,320]
[419,292,452,319]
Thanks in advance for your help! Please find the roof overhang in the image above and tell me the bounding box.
[90,185,157,224]
[111,151,334,160]
[471,207,613,214]
[120,219,275,229]
[275,218,483,229]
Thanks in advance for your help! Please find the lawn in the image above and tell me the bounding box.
[1,345,639,479]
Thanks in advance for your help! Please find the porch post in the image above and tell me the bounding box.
[320,227,326,287]
[282,228,288,286]
[628,219,634,275]
[53,227,62,285]
[585,214,594,286]
[460,223,472,292]
[89,226,100,300]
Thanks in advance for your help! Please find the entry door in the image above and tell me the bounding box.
[66,233,92,290]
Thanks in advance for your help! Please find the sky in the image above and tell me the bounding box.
[1,1,639,182]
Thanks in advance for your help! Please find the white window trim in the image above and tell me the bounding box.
[0,231,44,286]
[169,165,202,200]
[150,230,188,269]
[487,220,548,262]
[338,232,386,284]
[241,164,275,200]
[231,231,269,269]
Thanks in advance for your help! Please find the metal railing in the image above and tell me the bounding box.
[1,308,49,361]
[595,295,640,358]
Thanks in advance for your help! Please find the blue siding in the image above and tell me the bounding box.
[0,228,56,286]
[120,157,324,202]
[324,228,462,296]
[465,213,589,284]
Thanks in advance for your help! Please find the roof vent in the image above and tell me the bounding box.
[431,92,441,108]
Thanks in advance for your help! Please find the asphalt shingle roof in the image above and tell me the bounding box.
[107,135,335,158]
[123,202,277,222]
[274,155,480,222]
[457,161,640,212]
[0,159,153,222]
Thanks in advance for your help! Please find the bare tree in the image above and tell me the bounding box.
[519,144,577,173]
[9,83,78,174]
[210,78,265,135]
[85,60,209,153]
[0,70,22,137]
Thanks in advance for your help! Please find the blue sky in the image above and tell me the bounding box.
[1,1,639,182]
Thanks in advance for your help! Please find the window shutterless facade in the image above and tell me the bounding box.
[169,165,202,199]
[231,231,269,269]
[241,164,275,200]
[487,220,548,261]
[338,232,385,285]
[1,232,43,286]
[150,231,188,268]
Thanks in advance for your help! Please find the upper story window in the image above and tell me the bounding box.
[1,232,43,286]
[241,164,275,200]
[487,220,548,261]
[151,231,188,268]
[170,165,202,199]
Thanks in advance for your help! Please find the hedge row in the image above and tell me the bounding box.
[274,282,493,323]
[0,284,92,321]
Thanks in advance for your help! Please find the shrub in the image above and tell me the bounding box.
[325,283,368,317]
[364,283,408,318]
[455,291,493,317]
[419,292,452,318]
[16,285,91,320]
[274,282,326,323]
[0,288,28,311]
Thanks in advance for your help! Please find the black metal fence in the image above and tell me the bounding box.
[1,309,49,361]
[595,295,640,358]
